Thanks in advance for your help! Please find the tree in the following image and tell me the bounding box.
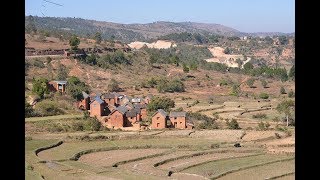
[32,78,49,99]
[69,35,80,52]
[280,86,286,94]
[278,35,288,45]
[264,36,273,44]
[259,93,269,99]
[94,32,102,44]
[67,76,90,101]
[243,62,253,72]
[107,79,120,92]
[25,99,35,117]
[276,99,295,126]
[147,96,175,113]
[226,119,240,129]
[289,65,295,80]
[246,78,255,88]
[223,47,231,54]
[56,64,69,80]
[182,63,189,73]
[26,15,37,34]
[288,90,295,98]
[260,79,268,88]
[166,79,185,92]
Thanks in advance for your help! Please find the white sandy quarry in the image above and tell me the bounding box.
[127,40,177,49]
[205,46,251,68]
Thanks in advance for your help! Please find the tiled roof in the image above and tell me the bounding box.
[152,109,167,117]
[82,91,89,98]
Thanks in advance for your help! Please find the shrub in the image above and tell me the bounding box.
[260,79,268,88]
[252,113,267,119]
[32,59,45,68]
[230,84,241,96]
[34,101,64,116]
[280,87,286,94]
[87,118,102,131]
[46,56,52,64]
[288,90,295,98]
[72,122,84,131]
[47,124,64,132]
[259,93,269,99]
[226,119,240,129]
[32,78,49,99]
[67,76,90,101]
[107,79,121,92]
[246,78,255,88]
[182,63,189,73]
[257,121,270,131]
[147,96,175,113]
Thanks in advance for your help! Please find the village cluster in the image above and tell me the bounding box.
[49,80,194,130]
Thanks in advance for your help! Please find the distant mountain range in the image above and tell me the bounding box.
[26,16,294,42]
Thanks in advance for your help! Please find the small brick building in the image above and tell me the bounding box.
[108,106,128,128]
[78,91,90,110]
[169,112,187,129]
[151,109,168,129]
[134,104,147,120]
[126,108,141,126]
[89,96,107,117]
[48,80,67,93]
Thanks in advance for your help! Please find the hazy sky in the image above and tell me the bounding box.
[26,0,295,33]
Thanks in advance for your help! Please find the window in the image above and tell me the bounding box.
[157,123,160,127]
[180,122,182,124]
[157,117,159,120]
[174,117,177,120]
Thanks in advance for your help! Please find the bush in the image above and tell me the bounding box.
[259,93,269,99]
[246,78,255,88]
[87,118,102,131]
[72,122,84,131]
[230,84,241,96]
[147,96,175,113]
[108,79,121,92]
[280,87,286,94]
[252,113,267,119]
[226,119,240,129]
[32,59,45,68]
[182,63,189,73]
[260,79,268,88]
[257,121,270,131]
[67,76,90,101]
[288,90,295,98]
[34,101,64,116]
[32,78,49,99]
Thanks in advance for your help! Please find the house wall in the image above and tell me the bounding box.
[90,101,103,117]
[170,117,186,129]
[78,97,90,110]
[109,111,124,128]
[104,98,115,106]
[151,113,166,129]
[48,82,58,92]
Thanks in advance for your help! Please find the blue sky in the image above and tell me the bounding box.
[26,0,295,33]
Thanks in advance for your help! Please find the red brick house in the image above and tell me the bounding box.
[78,91,90,110]
[169,112,187,129]
[151,109,168,129]
[89,96,107,117]
[101,93,116,106]
[134,103,147,119]
[48,80,67,93]
[126,108,142,126]
[108,106,128,128]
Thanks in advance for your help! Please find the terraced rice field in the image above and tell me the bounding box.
[218,159,295,180]
[26,129,295,180]
[181,154,294,179]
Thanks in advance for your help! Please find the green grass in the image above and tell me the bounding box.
[25,139,60,152]
[25,114,83,122]
[36,137,222,161]
[182,154,294,178]
[218,159,295,180]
